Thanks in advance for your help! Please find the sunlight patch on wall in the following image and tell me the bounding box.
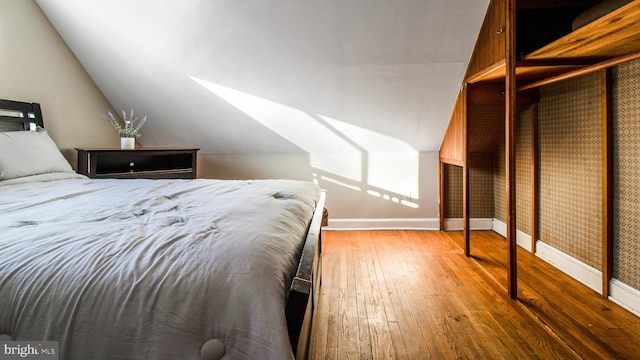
[190,76,362,182]
[318,174,362,191]
[191,76,419,207]
[318,115,419,199]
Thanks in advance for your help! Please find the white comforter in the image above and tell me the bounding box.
[0,176,321,359]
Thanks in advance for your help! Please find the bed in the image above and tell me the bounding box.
[0,99,326,360]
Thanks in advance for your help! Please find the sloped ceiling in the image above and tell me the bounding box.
[36,0,488,154]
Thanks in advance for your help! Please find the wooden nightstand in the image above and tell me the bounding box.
[75,148,199,179]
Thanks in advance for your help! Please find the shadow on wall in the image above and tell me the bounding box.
[196,151,437,220]
[191,77,420,209]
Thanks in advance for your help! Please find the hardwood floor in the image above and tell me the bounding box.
[310,230,640,359]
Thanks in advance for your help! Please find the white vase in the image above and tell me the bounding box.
[120,137,135,149]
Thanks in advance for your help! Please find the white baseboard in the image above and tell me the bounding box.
[443,218,493,231]
[492,218,640,310]
[493,218,640,317]
[492,219,507,237]
[534,240,603,294]
[517,230,532,252]
[491,219,533,252]
[325,218,439,230]
[492,218,602,293]
[610,279,640,317]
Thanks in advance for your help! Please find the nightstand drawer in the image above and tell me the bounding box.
[75,148,198,179]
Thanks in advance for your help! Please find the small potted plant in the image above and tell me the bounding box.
[103,110,147,149]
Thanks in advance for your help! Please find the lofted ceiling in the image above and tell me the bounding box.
[35,0,489,154]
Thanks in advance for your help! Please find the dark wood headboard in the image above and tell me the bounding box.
[0,99,44,131]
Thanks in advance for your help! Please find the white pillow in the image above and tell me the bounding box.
[0,130,74,180]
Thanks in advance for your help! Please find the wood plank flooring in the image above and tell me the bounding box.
[310,230,640,359]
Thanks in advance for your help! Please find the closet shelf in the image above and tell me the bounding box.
[465,0,640,86]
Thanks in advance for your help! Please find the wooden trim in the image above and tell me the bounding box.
[439,90,467,165]
[518,50,640,91]
[439,157,465,167]
[439,161,445,231]
[463,85,470,256]
[464,0,507,82]
[467,82,539,105]
[601,68,613,298]
[531,103,539,254]
[516,57,606,67]
[463,162,470,255]
[505,0,518,299]
[466,59,506,84]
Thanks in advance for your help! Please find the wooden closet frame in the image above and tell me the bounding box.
[439,0,640,299]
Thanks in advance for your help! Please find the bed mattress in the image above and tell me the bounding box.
[0,176,321,359]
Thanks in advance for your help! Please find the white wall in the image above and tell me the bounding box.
[198,151,441,223]
[2,0,443,227]
[0,0,118,166]
[35,0,488,154]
